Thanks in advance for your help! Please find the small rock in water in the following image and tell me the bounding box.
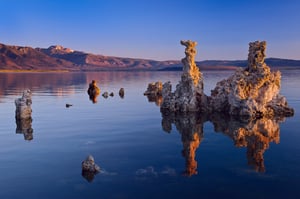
[109,92,114,97]
[81,155,100,182]
[87,80,100,103]
[102,92,109,98]
[119,88,125,98]
[66,103,73,108]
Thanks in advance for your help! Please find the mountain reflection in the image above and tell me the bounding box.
[161,112,208,176]
[161,111,284,174]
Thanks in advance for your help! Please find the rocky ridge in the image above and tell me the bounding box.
[1,42,300,71]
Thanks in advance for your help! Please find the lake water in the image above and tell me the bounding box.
[0,70,299,199]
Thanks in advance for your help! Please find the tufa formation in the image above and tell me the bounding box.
[160,40,208,113]
[15,90,33,141]
[156,40,294,119]
[15,90,32,120]
[87,80,100,103]
[209,41,294,118]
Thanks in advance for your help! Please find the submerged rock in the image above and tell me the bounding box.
[15,90,32,120]
[160,40,208,113]
[209,41,294,118]
[82,155,100,182]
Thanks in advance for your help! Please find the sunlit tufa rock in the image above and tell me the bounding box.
[144,81,163,106]
[144,81,163,96]
[209,41,294,118]
[161,40,208,113]
[87,80,100,103]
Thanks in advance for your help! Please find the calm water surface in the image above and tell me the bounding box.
[0,70,299,199]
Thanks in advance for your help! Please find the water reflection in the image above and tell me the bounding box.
[161,112,207,176]
[0,72,175,97]
[161,111,284,174]
[211,114,283,172]
[145,95,163,106]
[0,72,87,96]
[15,118,33,141]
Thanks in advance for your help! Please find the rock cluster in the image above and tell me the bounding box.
[160,40,207,113]
[82,155,100,182]
[102,91,114,98]
[158,40,294,119]
[210,41,294,118]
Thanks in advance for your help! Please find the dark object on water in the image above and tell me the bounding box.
[66,103,73,108]
[119,88,125,98]
[102,92,109,98]
[109,92,114,97]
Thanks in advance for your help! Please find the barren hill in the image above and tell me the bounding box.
[1,43,299,71]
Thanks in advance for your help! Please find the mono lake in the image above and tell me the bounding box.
[0,70,299,199]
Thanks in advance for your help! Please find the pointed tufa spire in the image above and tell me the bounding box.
[160,40,208,113]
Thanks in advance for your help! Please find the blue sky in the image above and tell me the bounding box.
[1,0,299,61]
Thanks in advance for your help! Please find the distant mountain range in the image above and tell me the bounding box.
[1,43,300,71]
